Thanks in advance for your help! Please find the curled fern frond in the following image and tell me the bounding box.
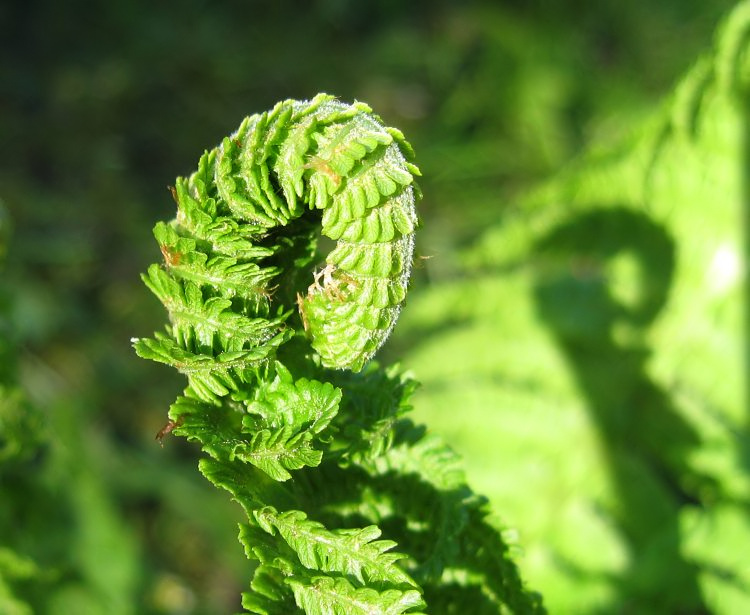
[135,95,542,614]
[135,94,419,377]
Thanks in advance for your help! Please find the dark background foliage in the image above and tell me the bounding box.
[0,0,740,612]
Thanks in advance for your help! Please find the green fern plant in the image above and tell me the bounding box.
[134,94,544,614]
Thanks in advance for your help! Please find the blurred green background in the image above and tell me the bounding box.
[1,0,747,613]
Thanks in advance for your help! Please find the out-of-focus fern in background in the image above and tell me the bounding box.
[0,0,747,613]
[393,5,750,611]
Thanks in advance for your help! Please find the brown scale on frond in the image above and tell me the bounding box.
[307,264,358,302]
[155,417,184,446]
[304,155,341,188]
[297,265,358,336]
[256,284,279,302]
[160,243,182,268]
[252,284,279,310]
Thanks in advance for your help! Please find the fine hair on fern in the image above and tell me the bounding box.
[134,94,543,613]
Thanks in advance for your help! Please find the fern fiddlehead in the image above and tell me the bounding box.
[135,95,543,614]
[138,93,418,385]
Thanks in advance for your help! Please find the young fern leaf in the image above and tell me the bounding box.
[287,576,425,615]
[135,95,542,613]
[247,362,341,434]
[253,507,415,587]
